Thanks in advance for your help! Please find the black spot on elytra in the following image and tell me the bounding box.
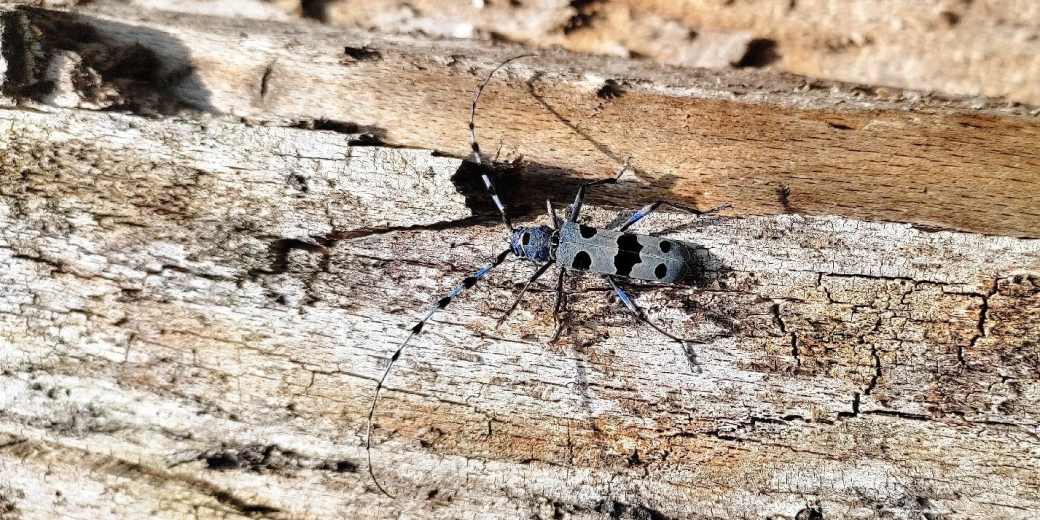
[521,232,531,245]
[571,251,592,271]
[659,240,672,253]
[579,225,598,239]
[617,233,642,251]
[614,233,643,277]
[655,264,668,279]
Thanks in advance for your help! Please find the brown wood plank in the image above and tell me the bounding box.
[301,0,1040,105]
[2,4,1038,237]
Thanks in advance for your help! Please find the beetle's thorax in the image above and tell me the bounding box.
[510,225,554,262]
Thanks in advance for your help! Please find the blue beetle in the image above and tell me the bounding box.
[366,55,724,496]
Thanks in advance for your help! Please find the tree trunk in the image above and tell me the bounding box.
[1,3,1039,520]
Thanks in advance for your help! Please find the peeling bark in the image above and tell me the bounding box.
[257,0,1040,106]
[1,106,1039,519]
[2,3,1039,237]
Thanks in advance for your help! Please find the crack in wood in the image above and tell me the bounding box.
[258,59,275,101]
[1,435,283,517]
[963,277,1004,367]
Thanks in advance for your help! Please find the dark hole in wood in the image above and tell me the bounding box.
[732,38,781,68]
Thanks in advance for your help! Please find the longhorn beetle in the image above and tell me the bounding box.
[365,55,726,497]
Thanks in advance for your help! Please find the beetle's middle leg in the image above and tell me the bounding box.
[567,158,631,222]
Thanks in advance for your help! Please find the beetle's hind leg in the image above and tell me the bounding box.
[549,267,569,344]
[604,275,700,372]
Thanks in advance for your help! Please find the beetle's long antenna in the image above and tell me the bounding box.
[366,248,512,497]
[469,54,534,232]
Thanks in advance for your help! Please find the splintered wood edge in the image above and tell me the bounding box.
[1,106,1039,519]
[1,3,1039,238]
[308,0,1040,105]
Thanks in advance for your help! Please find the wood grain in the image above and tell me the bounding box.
[1,4,1038,238]
[280,0,1040,105]
[1,106,1038,519]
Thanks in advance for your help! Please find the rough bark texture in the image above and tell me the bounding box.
[2,102,1039,520]
[1,3,1039,520]
[77,0,1040,105]
[2,4,1039,238]
[258,0,1040,106]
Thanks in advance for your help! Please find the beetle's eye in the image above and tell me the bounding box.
[521,232,531,245]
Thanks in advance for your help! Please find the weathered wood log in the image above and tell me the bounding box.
[98,0,1040,105]
[1,3,1040,519]
[2,4,1039,238]
[185,0,1040,105]
[1,104,1039,519]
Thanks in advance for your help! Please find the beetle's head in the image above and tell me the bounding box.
[510,225,553,262]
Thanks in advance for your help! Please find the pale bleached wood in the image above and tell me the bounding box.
[1,105,1039,519]
[2,4,1040,238]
